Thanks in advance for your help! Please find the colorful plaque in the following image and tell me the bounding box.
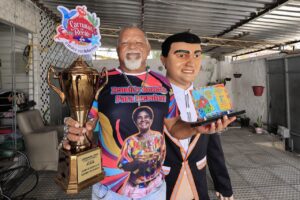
[190,84,232,120]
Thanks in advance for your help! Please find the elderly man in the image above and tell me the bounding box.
[161,32,234,200]
[63,26,235,200]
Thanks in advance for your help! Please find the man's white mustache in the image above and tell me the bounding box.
[126,50,141,54]
[125,51,142,58]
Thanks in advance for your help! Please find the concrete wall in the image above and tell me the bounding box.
[0,0,37,33]
[195,55,219,88]
[219,58,268,125]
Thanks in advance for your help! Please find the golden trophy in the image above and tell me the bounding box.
[47,57,107,194]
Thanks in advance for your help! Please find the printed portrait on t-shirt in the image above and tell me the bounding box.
[117,106,166,186]
[90,69,178,196]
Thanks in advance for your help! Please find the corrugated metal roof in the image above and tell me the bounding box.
[225,2,300,40]
[34,0,300,58]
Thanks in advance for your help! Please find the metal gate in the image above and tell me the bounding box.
[267,58,287,130]
[287,56,300,152]
[267,55,300,152]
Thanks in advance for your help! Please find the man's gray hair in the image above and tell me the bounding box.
[116,24,149,46]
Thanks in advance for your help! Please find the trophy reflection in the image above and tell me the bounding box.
[47,57,107,194]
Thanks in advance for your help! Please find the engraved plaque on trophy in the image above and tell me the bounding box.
[47,57,107,194]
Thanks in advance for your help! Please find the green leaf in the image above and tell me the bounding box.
[95,18,100,27]
[88,14,93,23]
[92,19,97,27]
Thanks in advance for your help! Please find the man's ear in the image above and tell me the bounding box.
[146,40,151,56]
[116,46,120,56]
[160,56,166,69]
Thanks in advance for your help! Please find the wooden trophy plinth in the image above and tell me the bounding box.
[55,146,105,194]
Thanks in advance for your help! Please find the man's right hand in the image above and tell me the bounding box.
[195,115,236,135]
[62,117,98,150]
[164,115,236,140]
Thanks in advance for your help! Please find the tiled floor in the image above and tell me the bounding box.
[15,128,300,199]
[207,128,300,200]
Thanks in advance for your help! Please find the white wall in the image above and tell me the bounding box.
[219,58,268,124]
[194,55,218,88]
[0,0,37,33]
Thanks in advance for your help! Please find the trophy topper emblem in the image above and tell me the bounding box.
[54,5,101,55]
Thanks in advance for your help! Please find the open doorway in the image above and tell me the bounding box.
[0,21,33,150]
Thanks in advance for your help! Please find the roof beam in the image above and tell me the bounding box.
[146,3,251,16]
[232,39,300,58]
[149,0,260,12]
[141,0,145,29]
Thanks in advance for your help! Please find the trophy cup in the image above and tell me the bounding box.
[47,57,107,194]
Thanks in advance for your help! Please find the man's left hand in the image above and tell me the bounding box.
[215,115,236,133]
[216,191,234,200]
[195,115,236,134]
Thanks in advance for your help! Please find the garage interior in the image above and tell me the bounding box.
[1,0,300,199]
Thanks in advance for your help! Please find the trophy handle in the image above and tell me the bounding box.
[95,67,108,100]
[47,65,66,103]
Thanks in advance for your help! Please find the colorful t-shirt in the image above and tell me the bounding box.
[89,68,178,198]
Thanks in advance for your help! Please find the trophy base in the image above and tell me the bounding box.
[55,146,105,194]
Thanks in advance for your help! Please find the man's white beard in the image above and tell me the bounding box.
[124,58,142,70]
[124,51,143,70]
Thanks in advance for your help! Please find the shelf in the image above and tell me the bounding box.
[0,129,13,134]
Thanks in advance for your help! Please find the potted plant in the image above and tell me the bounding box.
[253,115,263,134]
[233,73,242,78]
[240,115,250,127]
[215,77,231,86]
[252,86,264,96]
